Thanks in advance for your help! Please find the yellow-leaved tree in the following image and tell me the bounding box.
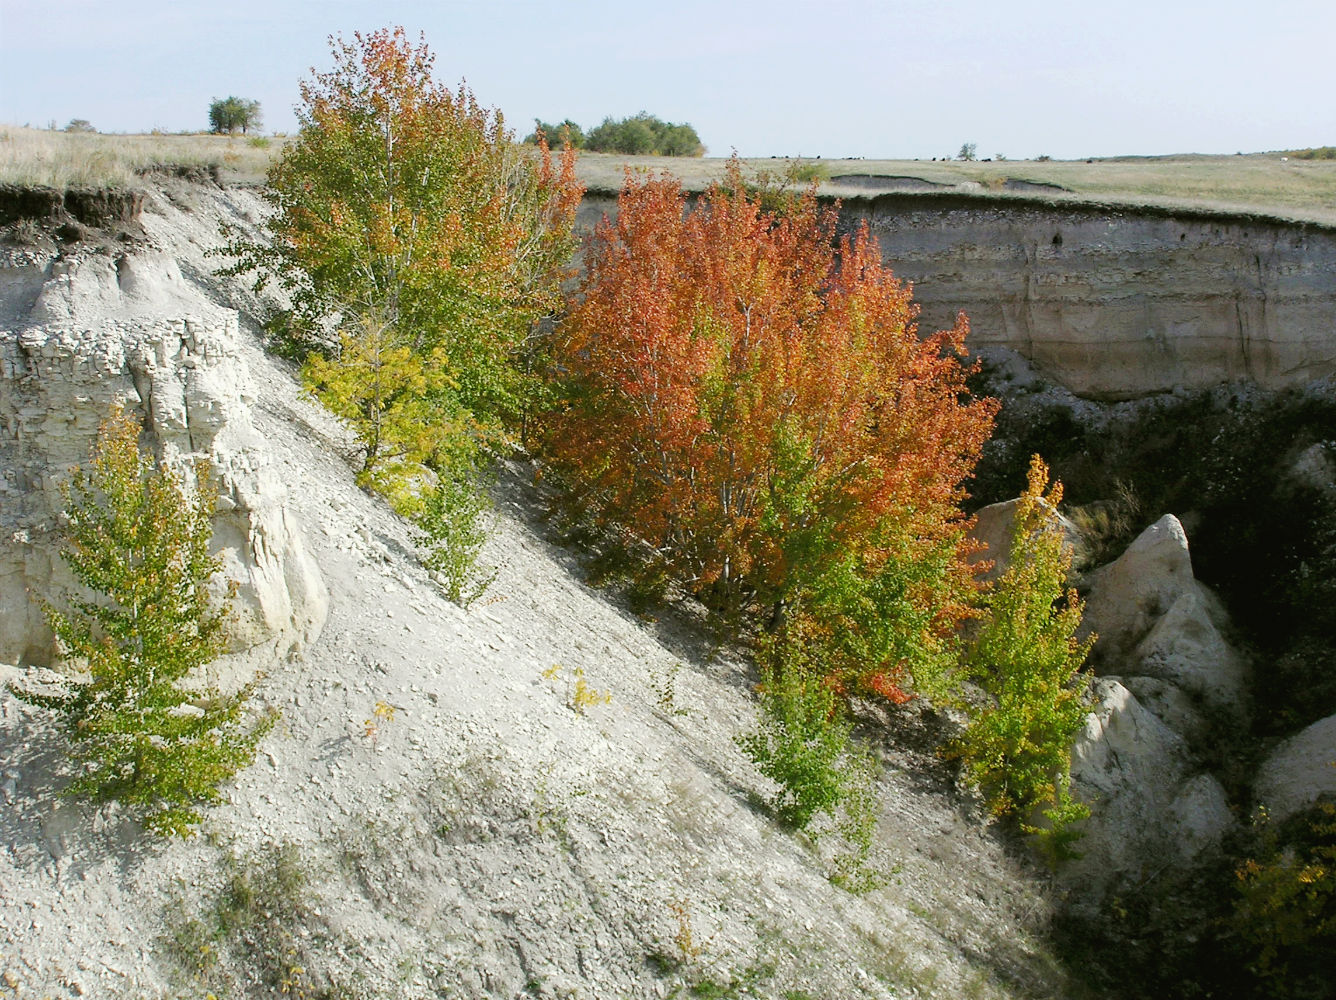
[9,407,272,836]
[954,454,1095,857]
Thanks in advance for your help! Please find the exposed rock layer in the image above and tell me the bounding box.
[0,236,326,668]
[846,197,1336,399]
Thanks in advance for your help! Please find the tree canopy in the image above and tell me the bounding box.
[208,96,262,135]
[526,112,704,156]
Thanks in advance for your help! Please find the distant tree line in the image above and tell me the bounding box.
[1286,146,1336,160]
[525,112,704,156]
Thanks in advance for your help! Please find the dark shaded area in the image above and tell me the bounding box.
[972,379,1336,734]
[0,184,144,227]
[971,373,1336,998]
[1058,803,1336,1000]
[1002,178,1073,193]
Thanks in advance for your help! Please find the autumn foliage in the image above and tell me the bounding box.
[546,163,996,699]
[225,27,581,603]
[229,26,582,432]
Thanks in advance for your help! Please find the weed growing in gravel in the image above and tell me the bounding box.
[361,699,397,750]
[159,843,359,999]
[542,663,611,715]
[652,662,692,718]
[669,900,706,963]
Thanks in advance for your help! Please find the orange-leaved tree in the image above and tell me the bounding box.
[545,161,996,701]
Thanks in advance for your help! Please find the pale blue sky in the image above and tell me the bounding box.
[2,0,1333,159]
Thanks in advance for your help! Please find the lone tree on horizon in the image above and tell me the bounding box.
[208,96,263,135]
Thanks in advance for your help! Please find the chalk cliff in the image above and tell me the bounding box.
[0,225,327,669]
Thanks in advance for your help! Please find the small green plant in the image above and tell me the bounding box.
[542,663,611,715]
[410,466,497,607]
[1234,798,1336,993]
[952,454,1094,857]
[9,406,273,836]
[736,631,879,849]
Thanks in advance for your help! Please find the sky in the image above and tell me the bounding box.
[2,0,1334,160]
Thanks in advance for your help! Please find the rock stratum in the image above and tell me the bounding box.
[0,229,327,670]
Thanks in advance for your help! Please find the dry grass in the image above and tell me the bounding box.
[4,127,1334,225]
[575,150,1336,226]
[0,125,282,188]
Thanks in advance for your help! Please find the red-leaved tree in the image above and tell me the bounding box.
[546,162,997,700]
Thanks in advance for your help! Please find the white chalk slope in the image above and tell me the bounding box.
[0,177,1068,999]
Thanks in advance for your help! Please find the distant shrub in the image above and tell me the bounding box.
[525,118,584,148]
[583,112,704,156]
[63,118,95,133]
[208,96,262,135]
[1287,146,1336,160]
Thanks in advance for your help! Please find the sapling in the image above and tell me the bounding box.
[10,405,273,836]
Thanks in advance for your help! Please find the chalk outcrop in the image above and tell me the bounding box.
[842,197,1336,399]
[1058,516,1250,904]
[1083,514,1248,719]
[0,242,326,669]
[1253,713,1336,823]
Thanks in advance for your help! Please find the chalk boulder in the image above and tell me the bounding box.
[0,246,326,669]
[1082,514,1197,657]
[1253,713,1336,823]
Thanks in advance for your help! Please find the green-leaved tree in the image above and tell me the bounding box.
[208,96,263,135]
[954,454,1094,856]
[10,407,273,837]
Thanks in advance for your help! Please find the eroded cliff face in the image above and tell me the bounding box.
[580,191,1336,400]
[0,211,327,669]
[843,195,1336,399]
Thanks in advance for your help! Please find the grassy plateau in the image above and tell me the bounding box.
[4,125,1336,225]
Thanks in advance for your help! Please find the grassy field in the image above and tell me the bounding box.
[4,125,1335,225]
[577,151,1336,226]
[0,126,280,188]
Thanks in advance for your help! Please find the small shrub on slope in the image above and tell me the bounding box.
[9,406,272,836]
